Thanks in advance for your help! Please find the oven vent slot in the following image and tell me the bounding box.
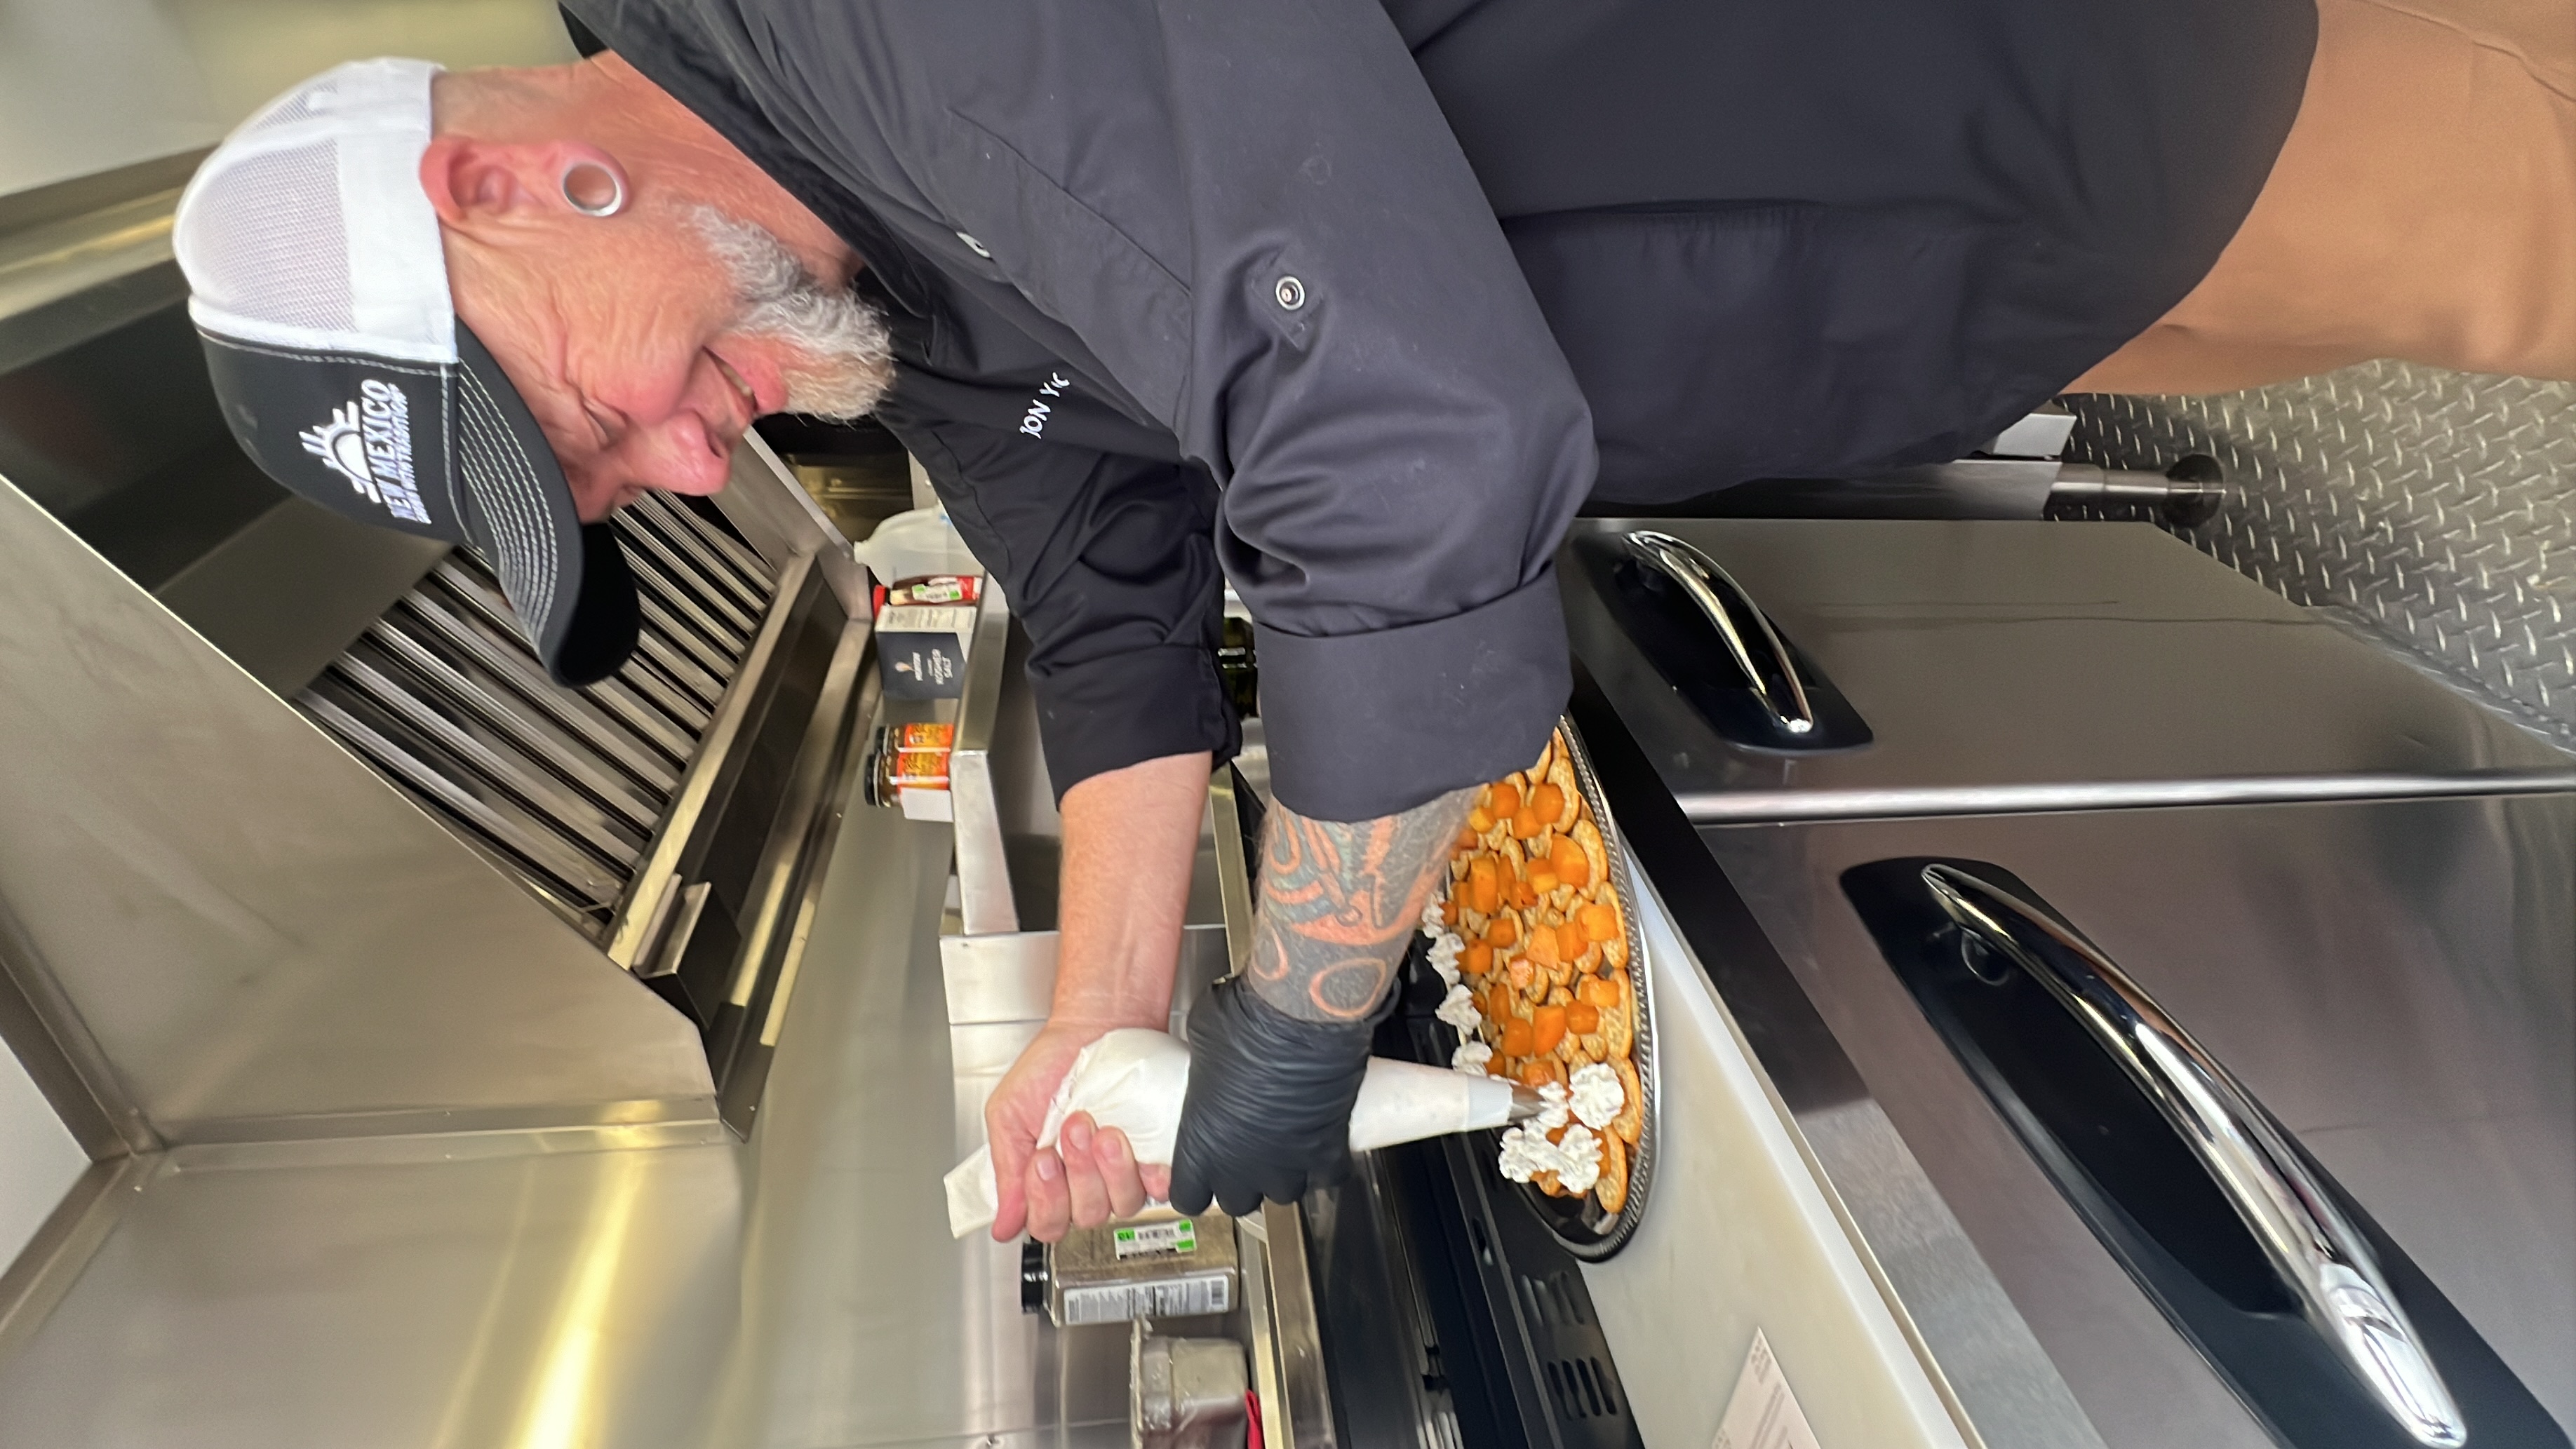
[1543,1356,1621,1421]
[296,492,778,938]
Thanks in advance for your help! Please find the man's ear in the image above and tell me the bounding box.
[420,137,624,237]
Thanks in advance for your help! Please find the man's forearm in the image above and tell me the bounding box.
[1052,752,1213,1028]
[1245,788,1476,1023]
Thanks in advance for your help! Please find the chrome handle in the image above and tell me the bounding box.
[1623,530,1815,736]
[1920,865,2467,1448]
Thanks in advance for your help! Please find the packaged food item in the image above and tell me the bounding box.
[886,721,955,753]
[872,573,984,613]
[880,634,967,699]
[1038,1212,1240,1326]
[880,747,951,793]
[876,586,979,699]
[867,724,956,820]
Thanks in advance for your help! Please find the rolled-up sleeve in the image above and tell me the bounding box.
[775,0,1597,818]
[873,390,1240,801]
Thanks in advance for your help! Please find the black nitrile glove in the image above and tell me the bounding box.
[1169,976,1378,1217]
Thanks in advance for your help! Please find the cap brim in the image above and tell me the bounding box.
[452,321,637,686]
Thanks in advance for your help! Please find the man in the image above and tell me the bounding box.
[173,0,2571,1241]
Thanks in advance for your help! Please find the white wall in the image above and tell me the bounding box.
[0,0,576,202]
[0,1037,86,1274]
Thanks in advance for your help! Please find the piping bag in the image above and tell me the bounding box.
[946,1027,1532,1238]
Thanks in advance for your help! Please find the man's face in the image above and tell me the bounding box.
[445,197,890,521]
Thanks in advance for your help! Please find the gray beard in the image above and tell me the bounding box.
[690,206,894,421]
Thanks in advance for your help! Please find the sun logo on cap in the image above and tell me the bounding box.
[300,405,382,502]
[297,379,431,525]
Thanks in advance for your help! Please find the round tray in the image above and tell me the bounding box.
[1436,717,1659,1262]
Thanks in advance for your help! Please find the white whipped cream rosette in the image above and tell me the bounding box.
[1426,931,1465,986]
[1569,1062,1624,1131]
[1553,1124,1604,1194]
[1493,1117,1603,1194]
[1534,1081,1571,1131]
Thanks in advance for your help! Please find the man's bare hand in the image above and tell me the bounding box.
[986,1020,1173,1243]
[988,752,1207,1242]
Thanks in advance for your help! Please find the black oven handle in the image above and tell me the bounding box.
[1622,530,1816,738]
[1919,864,2467,1448]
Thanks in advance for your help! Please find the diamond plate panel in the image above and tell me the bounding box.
[2059,363,2576,749]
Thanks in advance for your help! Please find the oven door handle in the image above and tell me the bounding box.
[1623,530,1816,737]
[1920,864,2467,1448]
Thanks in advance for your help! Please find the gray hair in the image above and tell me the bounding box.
[690,205,894,420]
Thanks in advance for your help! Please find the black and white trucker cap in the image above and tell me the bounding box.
[175,58,638,685]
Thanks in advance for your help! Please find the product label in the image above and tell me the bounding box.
[1059,1272,1231,1326]
[1712,1330,1820,1449]
[877,603,977,637]
[888,722,955,752]
[1112,1218,1198,1258]
[888,749,951,787]
[891,574,979,605]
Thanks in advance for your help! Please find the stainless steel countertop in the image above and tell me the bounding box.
[0,767,1146,1447]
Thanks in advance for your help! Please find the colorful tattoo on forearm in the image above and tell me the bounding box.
[1246,788,1476,1022]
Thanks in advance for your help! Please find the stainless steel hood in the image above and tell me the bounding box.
[1562,518,2576,822]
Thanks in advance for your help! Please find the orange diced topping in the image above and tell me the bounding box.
[1486,915,1518,949]
[1501,1018,1534,1057]
[1579,903,1618,943]
[1487,782,1522,819]
[1442,896,1462,926]
[1508,879,1540,910]
[1530,782,1566,822]
[1532,1004,1568,1054]
[1550,837,1589,888]
[1520,1059,1557,1089]
[1466,807,1496,834]
[1527,867,1559,895]
[1555,920,1587,962]
[1463,941,1494,976]
[1468,860,1499,915]
[1578,977,1621,1009]
[1510,806,1543,839]
[1567,1002,1601,1034]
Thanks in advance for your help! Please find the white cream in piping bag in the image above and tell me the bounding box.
[944,1028,1523,1237]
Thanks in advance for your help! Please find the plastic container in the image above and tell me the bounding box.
[857,506,984,588]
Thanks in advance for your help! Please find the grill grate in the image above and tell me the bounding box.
[297,494,779,936]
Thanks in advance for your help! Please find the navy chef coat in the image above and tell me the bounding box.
[564,0,2311,823]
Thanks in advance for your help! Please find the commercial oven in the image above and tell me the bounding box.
[1557,517,2576,1449]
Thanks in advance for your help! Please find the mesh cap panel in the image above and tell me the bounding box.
[181,144,355,336]
[175,57,455,363]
